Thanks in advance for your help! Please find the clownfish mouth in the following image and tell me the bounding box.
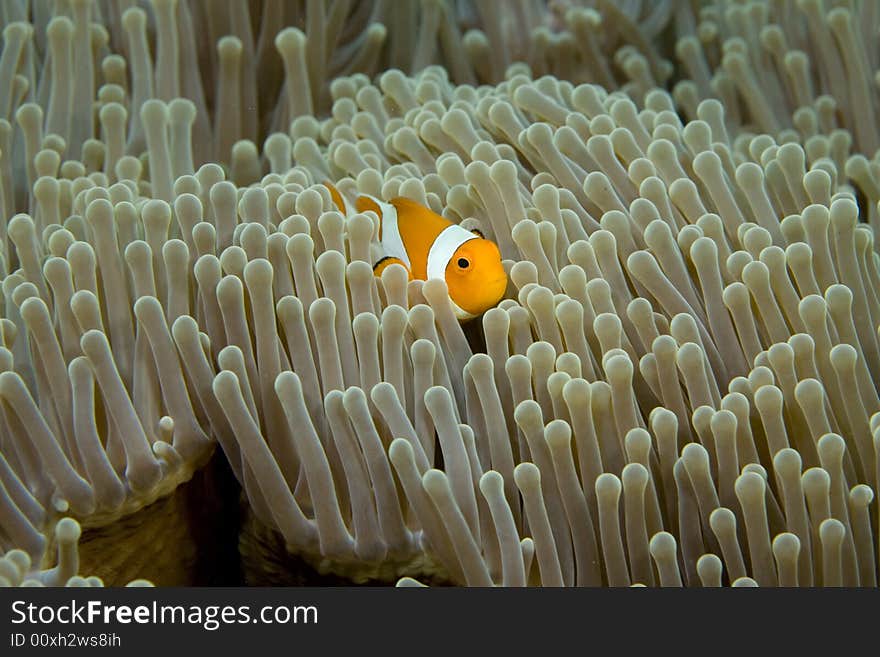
[488,275,508,287]
[483,275,509,306]
[448,274,508,320]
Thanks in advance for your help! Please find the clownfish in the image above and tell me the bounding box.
[323,182,508,321]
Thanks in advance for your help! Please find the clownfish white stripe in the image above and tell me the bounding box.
[339,193,357,216]
[426,224,479,281]
[363,194,412,270]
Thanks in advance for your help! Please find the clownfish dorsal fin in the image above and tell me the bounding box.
[354,195,382,216]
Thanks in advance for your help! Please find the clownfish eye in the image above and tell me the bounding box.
[457,257,470,269]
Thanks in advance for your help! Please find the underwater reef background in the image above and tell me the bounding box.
[2,0,880,587]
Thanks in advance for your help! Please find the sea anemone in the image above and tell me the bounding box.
[669,0,880,236]
[0,517,153,586]
[0,191,217,582]
[216,65,879,586]
[1,0,879,588]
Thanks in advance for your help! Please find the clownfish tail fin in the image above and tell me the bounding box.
[323,180,375,219]
[322,181,347,214]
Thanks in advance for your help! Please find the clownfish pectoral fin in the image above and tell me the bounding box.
[373,256,413,280]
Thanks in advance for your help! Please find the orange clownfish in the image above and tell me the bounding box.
[324,182,507,321]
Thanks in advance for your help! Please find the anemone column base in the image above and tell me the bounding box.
[72,485,196,586]
[71,479,200,587]
[238,506,454,586]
